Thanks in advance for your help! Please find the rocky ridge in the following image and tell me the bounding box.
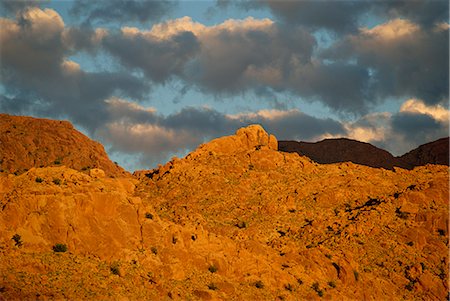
[0,118,448,300]
[0,114,128,177]
[279,137,449,170]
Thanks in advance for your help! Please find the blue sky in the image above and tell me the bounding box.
[1,0,449,171]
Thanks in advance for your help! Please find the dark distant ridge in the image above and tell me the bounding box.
[399,137,449,167]
[279,137,449,170]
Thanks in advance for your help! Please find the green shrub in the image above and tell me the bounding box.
[35,177,43,183]
[145,212,153,219]
[52,178,61,185]
[54,159,61,165]
[53,243,67,252]
[12,234,23,247]
[328,281,336,288]
[151,246,158,255]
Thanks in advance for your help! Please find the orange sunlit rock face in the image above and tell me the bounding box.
[0,115,448,300]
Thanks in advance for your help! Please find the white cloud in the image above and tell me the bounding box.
[400,98,449,123]
[360,18,419,41]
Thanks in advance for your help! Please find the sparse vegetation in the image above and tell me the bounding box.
[52,243,68,252]
[248,164,254,170]
[395,207,409,219]
[353,270,359,281]
[208,264,218,273]
[236,221,247,229]
[145,212,153,219]
[151,246,158,255]
[207,283,218,290]
[53,159,61,165]
[311,282,324,297]
[254,280,264,289]
[328,281,336,288]
[35,177,43,183]
[52,178,61,185]
[12,234,23,247]
[110,262,121,276]
[284,283,293,291]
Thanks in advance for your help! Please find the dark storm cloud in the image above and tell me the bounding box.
[392,112,442,137]
[227,0,449,33]
[97,99,347,168]
[69,0,175,25]
[0,7,150,130]
[251,0,366,34]
[0,0,43,15]
[184,23,316,94]
[378,0,449,29]
[323,19,449,106]
[103,30,200,83]
[287,62,371,114]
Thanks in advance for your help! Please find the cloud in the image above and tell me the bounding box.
[399,99,449,123]
[94,98,346,169]
[0,7,150,130]
[230,0,449,33]
[342,99,449,155]
[69,0,175,25]
[0,0,43,15]
[106,17,379,113]
[323,18,449,107]
[103,27,200,83]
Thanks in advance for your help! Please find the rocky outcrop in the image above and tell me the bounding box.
[0,123,448,300]
[196,124,278,155]
[399,137,449,167]
[0,114,128,177]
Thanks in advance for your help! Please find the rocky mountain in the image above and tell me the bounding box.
[0,114,128,177]
[399,137,449,167]
[279,137,449,170]
[0,117,448,300]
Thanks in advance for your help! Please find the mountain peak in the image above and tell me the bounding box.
[195,124,278,156]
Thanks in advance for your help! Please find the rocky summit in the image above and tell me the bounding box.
[0,115,448,300]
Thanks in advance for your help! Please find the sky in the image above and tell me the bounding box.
[0,0,449,171]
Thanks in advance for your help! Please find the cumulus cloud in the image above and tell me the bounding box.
[0,7,150,129]
[342,99,449,155]
[94,98,346,169]
[69,0,175,25]
[323,18,449,107]
[228,0,449,33]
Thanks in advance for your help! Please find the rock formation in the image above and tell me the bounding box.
[0,114,128,177]
[0,118,448,300]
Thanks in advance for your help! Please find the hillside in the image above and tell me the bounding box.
[0,118,448,300]
[278,138,410,170]
[400,137,449,167]
[0,114,128,177]
[279,137,449,170]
